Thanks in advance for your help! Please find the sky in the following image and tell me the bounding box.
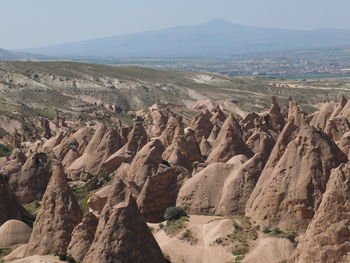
[1,0,350,50]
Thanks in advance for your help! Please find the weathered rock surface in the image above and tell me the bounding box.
[0,174,32,226]
[0,220,32,247]
[67,212,98,262]
[137,165,189,222]
[246,122,347,233]
[289,162,350,263]
[25,160,83,256]
[82,179,165,263]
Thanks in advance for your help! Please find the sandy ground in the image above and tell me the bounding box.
[150,215,236,263]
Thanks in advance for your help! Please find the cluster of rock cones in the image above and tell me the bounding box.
[1,96,350,262]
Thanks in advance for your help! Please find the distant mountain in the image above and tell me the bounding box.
[0,48,45,61]
[21,19,350,58]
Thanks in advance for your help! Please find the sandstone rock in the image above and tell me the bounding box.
[127,139,164,188]
[268,97,285,132]
[101,121,148,172]
[246,123,347,233]
[0,219,32,247]
[309,101,335,130]
[0,174,32,226]
[191,109,213,142]
[82,179,165,263]
[207,114,253,163]
[88,185,112,214]
[67,212,98,262]
[160,113,184,147]
[162,129,202,171]
[25,160,83,256]
[137,165,189,222]
[177,153,265,216]
[8,152,52,203]
[289,162,350,263]
[68,124,122,178]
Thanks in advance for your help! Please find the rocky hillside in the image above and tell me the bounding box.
[2,63,350,262]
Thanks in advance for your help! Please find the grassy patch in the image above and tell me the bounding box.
[165,216,189,236]
[232,244,249,256]
[181,229,198,245]
[0,247,13,260]
[0,144,14,157]
[23,199,41,217]
[71,184,92,215]
[0,128,7,137]
[263,227,298,247]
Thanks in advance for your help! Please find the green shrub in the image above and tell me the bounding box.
[164,206,187,222]
[57,253,76,263]
[232,244,249,255]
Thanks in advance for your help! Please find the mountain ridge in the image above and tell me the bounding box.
[21,19,350,58]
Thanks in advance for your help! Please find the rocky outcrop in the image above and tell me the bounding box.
[290,162,350,263]
[177,154,263,215]
[0,219,32,247]
[160,113,184,147]
[25,160,83,256]
[191,110,213,142]
[101,120,148,172]
[246,123,348,233]
[149,105,168,137]
[67,212,98,262]
[127,138,164,188]
[0,173,33,226]
[82,179,165,263]
[207,114,253,163]
[137,165,189,222]
[162,129,202,171]
[68,124,122,178]
[309,101,335,130]
[8,152,52,203]
[268,97,285,131]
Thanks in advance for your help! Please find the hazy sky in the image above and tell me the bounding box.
[2,0,350,50]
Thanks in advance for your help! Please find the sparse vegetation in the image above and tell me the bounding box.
[0,144,13,157]
[263,227,298,247]
[164,216,189,236]
[0,247,12,261]
[23,198,41,217]
[181,229,198,245]
[71,184,92,215]
[232,244,249,255]
[56,253,77,263]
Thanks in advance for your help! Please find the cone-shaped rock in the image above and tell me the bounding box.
[149,106,168,137]
[177,155,247,215]
[8,152,51,203]
[162,128,202,171]
[82,179,165,263]
[0,174,33,226]
[101,120,148,172]
[25,160,83,256]
[290,162,350,263]
[246,123,347,233]
[268,97,285,131]
[137,165,189,223]
[127,138,164,189]
[67,212,98,262]
[207,114,253,163]
[309,101,334,130]
[160,113,184,147]
[191,109,213,142]
[68,124,122,178]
